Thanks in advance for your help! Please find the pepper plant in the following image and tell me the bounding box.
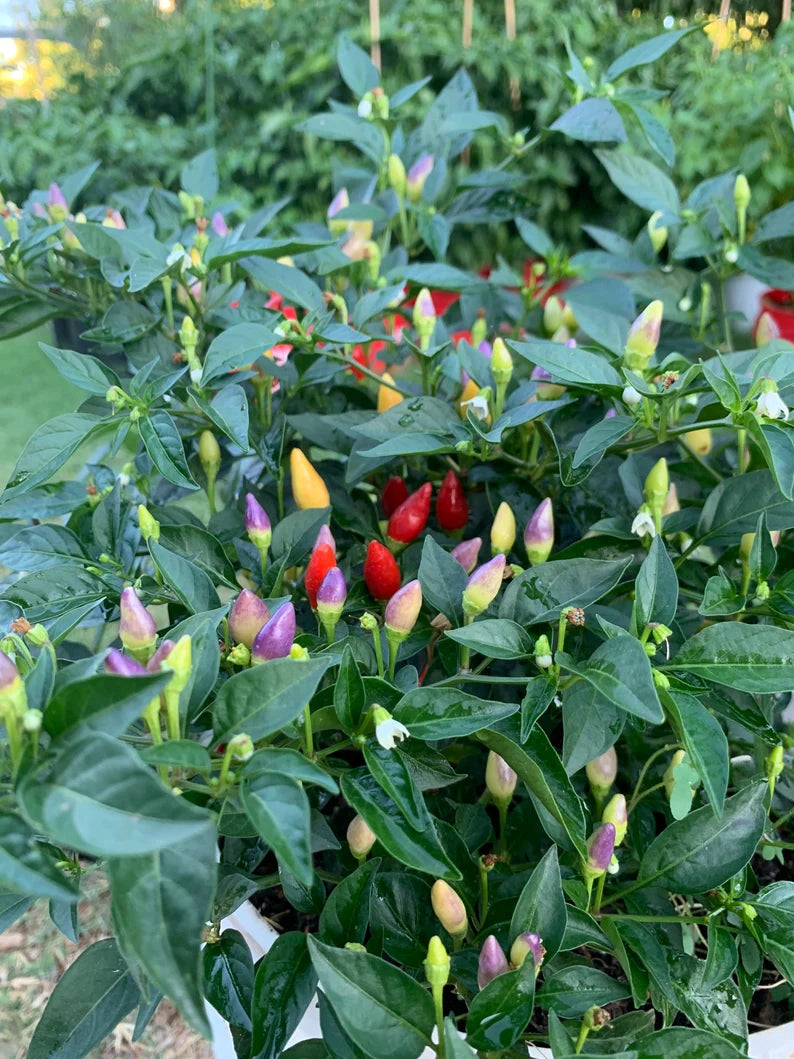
[2,29,794,1059]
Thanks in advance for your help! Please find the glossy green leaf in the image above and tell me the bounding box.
[39,341,119,396]
[201,322,284,385]
[0,815,78,902]
[520,675,557,742]
[157,523,238,587]
[27,938,139,1059]
[363,743,426,830]
[139,410,198,489]
[509,846,567,961]
[203,928,254,1055]
[334,644,366,731]
[696,470,794,544]
[148,539,221,614]
[392,687,518,740]
[3,524,88,573]
[551,98,626,143]
[633,535,678,632]
[445,619,533,660]
[241,772,313,885]
[43,672,169,740]
[663,689,729,816]
[558,634,663,723]
[562,678,625,775]
[417,534,467,627]
[214,657,331,743]
[638,782,766,892]
[465,959,535,1051]
[2,413,104,501]
[251,932,318,1059]
[369,873,436,969]
[537,964,630,1017]
[500,557,631,625]
[671,622,794,692]
[240,747,339,794]
[510,337,623,388]
[319,858,380,947]
[307,937,434,1059]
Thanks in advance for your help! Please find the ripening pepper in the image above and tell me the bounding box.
[458,377,480,416]
[450,536,481,573]
[377,373,403,413]
[524,498,554,566]
[290,448,330,510]
[624,300,663,371]
[381,476,409,518]
[463,554,506,618]
[384,580,422,639]
[510,932,544,974]
[436,470,468,532]
[431,879,468,940]
[406,154,434,203]
[683,428,712,457]
[245,493,272,558]
[477,936,510,990]
[490,501,516,556]
[387,482,432,547]
[119,586,157,663]
[585,747,617,804]
[485,751,517,805]
[582,823,616,885]
[647,210,668,254]
[251,602,296,662]
[755,311,780,346]
[347,814,377,860]
[229,589,270,648]
[388,154,407,197]
[317,566,347,630]
[364,540,402,600]
[602,793,628,847]
[305,540,337,610]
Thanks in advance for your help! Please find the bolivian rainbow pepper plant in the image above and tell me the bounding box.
[3,29,794,1059]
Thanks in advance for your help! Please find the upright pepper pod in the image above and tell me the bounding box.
[387,482,432,547]
[381,476,409,518]
[305,535,337,610]
[436,470,468,532]
[290,449,331,510]
[364,540,402,600]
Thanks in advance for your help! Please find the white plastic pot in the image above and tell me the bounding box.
[723,273,768,338]
[209,901,793,1059]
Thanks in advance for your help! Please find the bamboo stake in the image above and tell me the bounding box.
[369,0,381,72]
[504,0,520,110]
[783,0,791,24]
[712,0,731,59]
[462,0,473,49]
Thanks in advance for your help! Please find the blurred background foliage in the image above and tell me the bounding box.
[0,0,792,259]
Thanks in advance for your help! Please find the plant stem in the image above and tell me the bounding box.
[460,614,473,672]
[628,743,679,813]
[772,804,794,832]
[206,472,217,516]
[217,741,236,789]
[737,427,748,473]
[432,985,446,1059]
[629,781,666,812]
[593,872,607,916]
[574,1021,590,1055]
[303,705,314,758]
[498,801,509,859]
[164,689,181,741]
[479,860,490,922]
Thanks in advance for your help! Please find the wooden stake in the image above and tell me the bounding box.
[504,0,520,109]
[370,0,382,72]
[783,0,791,23]
[462,0,473,49]
[712,0,730,58]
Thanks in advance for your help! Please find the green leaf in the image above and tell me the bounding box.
[334,644,366,730]
[0,891,34,932]
[551,98,626,143]
[340,769,460,880]
[697,469,794,544]
[745,416,794,500]
[107,825,216,1036]
[251,932,318,1059]
[557,635,663,724]
[157,522,238,587]
[168,606,228,718]
[240,747,338,794]
[141,740,212,771]
[663,689,729,817]
[630,103,675,167]
[43,672,170,740]
[626,1027,746,1059]
[698,568,745,617]
[181,148,219,200]
[509,846,567,961]
[39,342,119,396]
[0,815,78,902]
[307,937,434,1059]
[297,113,386,167]
[596,149,680,217]
[737,245,794,291]
[148,539,221,614]
[749,512,777,582]
[27,938,140,1059]
[139,411,198,490]
[241,772,313,885]
[562,679,624,775]
[671,622,794,692]
[18,730,213,857]
[201,322,284,385]
[2,413,103,500]
[520,676,558,742]
[363,744,426,831]
[445,619,533,660]
[392,688,518,740]
[243,256,326,311]
[417,535,468,627]
[271,507,333,566]
[477,729,587,857]
[638,782,766,892]
[189,385,250,451]
[203,929,254,1057]
[516,217,554,258]
[632,535,678,632]
[753,201,794,244]
[607,27,692,79]
[538,964,630,1017]
[337,35,380,95]
[573,415,634,470]
[370,873,436,969]
[2,524,88,573]
[500,557,631,625]
[319,858,380,947]
[465,960,536,1051]
[213,657,331,743]
[510,337,623,388]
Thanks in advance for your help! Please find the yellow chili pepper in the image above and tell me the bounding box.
[377,372,403,414]
[290,448,330,510]
[490,501,517,556]
[457,377,480,419]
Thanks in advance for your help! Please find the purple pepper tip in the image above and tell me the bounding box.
[229,589,271,649]
[251,602,296,663]
[105,648,147,677]
[477,935,510,990]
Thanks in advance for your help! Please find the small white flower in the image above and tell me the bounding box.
[461,394,490,421]
[376,717,411,750]
[756,389,789,421]
[536,654,553,670]
[631,509,657,538]
[622,385,642,407]
[166,243,191,270]
[357,99,373,118]
[189,366,202,386]
[607,854,620,876]
[117,472,130,487]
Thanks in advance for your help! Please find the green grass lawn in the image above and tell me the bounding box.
[0,327,81,490]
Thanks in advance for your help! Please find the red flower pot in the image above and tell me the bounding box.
[755,289,794,343]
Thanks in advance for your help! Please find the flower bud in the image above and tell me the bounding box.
[245,493,272,554]
[755,311,780,346]
[424,936,450,989]
[471,311,487,348]
[586,746,617,801]
[431,879,468,939]
[105,648,147,677]
[229,589,271,648]
[119,586,157,662]
[377,372,403,413]
[644,457,669,511]
[463,554,506,618]
[524,498,554,566]
[543,296,565,335]
[622,385,642,408]
[406,154,434,203]
[602,793,628,847]
[490,502,516,556]
[477,935,510,990]
[251,602,296,662]
[317,566,347,626]
[584,823,616,877]
[491,338,513,386]
[647,211,668,253]
[227,732,254,762]
[384,579,422,639]
[531,364,566,401]
[624,300,663,370]
[328,188,350,234]
[412,287,436,347]
[766,744,784,783]
[24,624,50,648]
[534,633,553,669]
[450,536,482,574]
[138,503,160,543]
[485,751,517,804]
[388,154,407,197]
[23,709,42,733]
[146,639,176,672]
[199,430,221,477]
[0,652,27,717]
[740,531,755,565]
[161,635,192,695]
[347,814,377,859]
[509,932,544,974]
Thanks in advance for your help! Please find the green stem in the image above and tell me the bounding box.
[162,279,174,333]
[593,872,607,916]
[433,985,446,1059]
[303,705,314,758]
[629,781,665,812]
[575,1022,590,1055]
[772,804,794,832]
[371,627,385,679]
[628,744,679,813]
[387,633,399,682]
[3,712,23,774]
[737,427,748,474]
[498,801,509,859]
[217,741,236,789]
[460,614,473,672]
[479,861,490,922]
[206,473,217,516]
[164,689,181,741]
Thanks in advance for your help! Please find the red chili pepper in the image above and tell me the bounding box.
[381,476,409,518]
[364,540,402,600]
[305,543,336,609]
[436,470,468,532]
[387,482,432,545]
